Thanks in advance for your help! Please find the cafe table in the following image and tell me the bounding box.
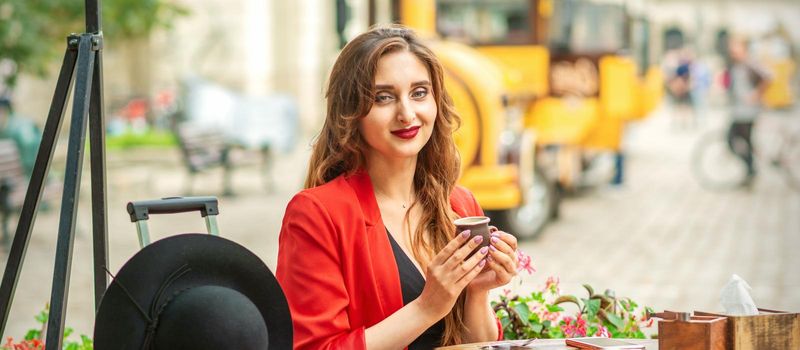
[436,338,658,349]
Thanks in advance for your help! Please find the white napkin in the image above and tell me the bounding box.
[720,274,759,316]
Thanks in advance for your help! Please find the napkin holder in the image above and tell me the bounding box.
[655,311,727,350]
[695,308,800,350]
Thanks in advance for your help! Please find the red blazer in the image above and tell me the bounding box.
[276,170,501,349]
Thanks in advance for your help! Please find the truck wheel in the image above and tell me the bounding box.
[487,166,554,240]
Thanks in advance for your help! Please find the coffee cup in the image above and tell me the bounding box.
[453,216,491,257]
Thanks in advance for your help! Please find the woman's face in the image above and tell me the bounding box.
[359,50,437,161]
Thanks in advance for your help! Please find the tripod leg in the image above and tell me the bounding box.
[89,45,108,311]
[45,34,96,350]
[0,37,79,336]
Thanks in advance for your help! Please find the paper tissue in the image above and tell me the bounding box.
[720,274,759,316]
[694,274,800,350]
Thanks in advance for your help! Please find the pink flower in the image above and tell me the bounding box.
[516,250,535,274]
[543,276,560,295]
[560,315,588,337]
[541,308,560,322]
[594,325,611,337]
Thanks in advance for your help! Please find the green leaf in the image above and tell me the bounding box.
[512,303,531,326]
[34,309,48,324]
[619,299,631,312]
[605,312,625,330]
[546,304,564,313]
[0,0,188,91]
[554,295,579,306]
[584,298,601,318]
[549,326,565,338]
[24,329,40,341]
[506,331,518,340]
[531,322,544,333]
[500,316,511,329]
[63,327,74,339]
[80,335,93,349]
[583,284,595,297]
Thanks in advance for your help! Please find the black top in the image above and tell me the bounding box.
[387,229,445,349]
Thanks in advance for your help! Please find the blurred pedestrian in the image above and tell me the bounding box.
[0,97,42,177]
[276,25,518,349]
[724,35,772,186]
[665,48,699,128]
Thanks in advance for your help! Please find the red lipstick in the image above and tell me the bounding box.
[391,126,420,139]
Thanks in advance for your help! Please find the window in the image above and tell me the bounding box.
[549,0,627,54]
[437,0,534,45]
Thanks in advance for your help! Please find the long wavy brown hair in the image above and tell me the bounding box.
[304,24,468,345]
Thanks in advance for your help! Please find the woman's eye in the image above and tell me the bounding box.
[375,94,393,103]
[411,88,428,99]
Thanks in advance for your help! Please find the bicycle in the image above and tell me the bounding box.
[691,111,800,191]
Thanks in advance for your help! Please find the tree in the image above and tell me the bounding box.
[0,0,187,95]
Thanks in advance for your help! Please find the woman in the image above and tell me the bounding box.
[276,25,518,350]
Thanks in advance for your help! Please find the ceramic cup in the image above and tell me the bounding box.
[453,216,491,257]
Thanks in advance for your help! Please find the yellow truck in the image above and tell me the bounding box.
[762,58,796,109]
[338,0,662,238]
[432,0,662,187]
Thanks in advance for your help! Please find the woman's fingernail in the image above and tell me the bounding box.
[479,259,487,267]
[479,246,489,255]
[491,236,500,243]
[461,230,471,238]
[473,235,483,244]
[490,245,497,251]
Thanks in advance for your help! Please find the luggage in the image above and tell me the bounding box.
[126,196,220,247]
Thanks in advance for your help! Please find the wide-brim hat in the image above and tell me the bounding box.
[94,233,292,349]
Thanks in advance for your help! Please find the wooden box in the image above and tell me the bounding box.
[658,315,728,350]
[695,309,800,350]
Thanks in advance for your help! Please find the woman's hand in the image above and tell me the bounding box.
[416,230,490,319]
[467,227,518,293]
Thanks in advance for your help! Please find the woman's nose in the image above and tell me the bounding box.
[397,98,415,124]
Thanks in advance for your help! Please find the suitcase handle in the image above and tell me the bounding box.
[127,196,219,222]
[126,196,220,248]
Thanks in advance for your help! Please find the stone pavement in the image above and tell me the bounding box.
[1,106,798,340]
[514,106,800,323]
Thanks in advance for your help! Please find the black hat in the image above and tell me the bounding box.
[94,234,292,350]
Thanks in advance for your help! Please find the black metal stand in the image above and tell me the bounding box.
[0,1,108,349]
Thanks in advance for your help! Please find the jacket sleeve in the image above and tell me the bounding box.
[453,185,485,217]
[276,192,366,350]
[466,187,485,217]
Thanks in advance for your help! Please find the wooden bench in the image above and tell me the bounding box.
[0,139,26,245]
[174,124,235,196]
[0,139,59,246]
[174,124,276,196]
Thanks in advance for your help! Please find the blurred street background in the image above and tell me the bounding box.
[1,0,799,341]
